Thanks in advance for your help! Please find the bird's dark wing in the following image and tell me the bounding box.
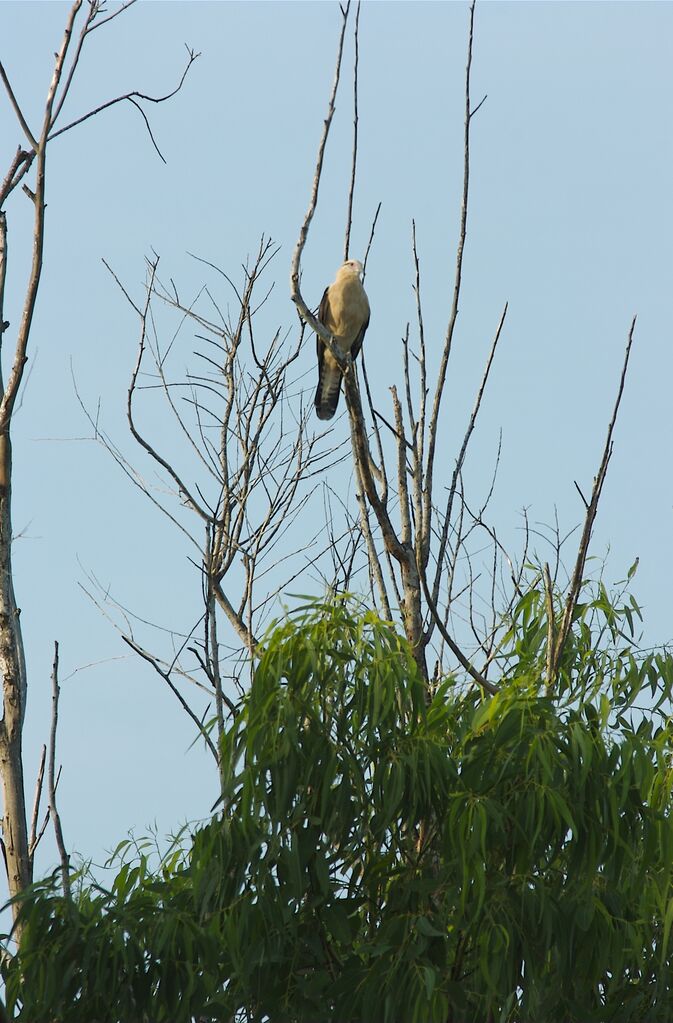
[315,286,342,420]
[317,286,330,325]
[316,286,330,360]
[350,310,370,361]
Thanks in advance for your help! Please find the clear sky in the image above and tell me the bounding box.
[1,0,671,882]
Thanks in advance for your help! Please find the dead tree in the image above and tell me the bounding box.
[290,0,636,698]
[0,0,197,922]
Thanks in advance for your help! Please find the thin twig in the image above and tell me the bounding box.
[429,303,508,616]
[28,745,46,862]
[0,61,39,150]
[126,259,211,522]
[88,0,138,33]
[121,635,219,761]
[362,201,381,273]
[0,147,35,206]
[420,571,498,696]
[48,47,200,147]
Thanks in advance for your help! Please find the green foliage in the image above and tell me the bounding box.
[4,591,673,1022]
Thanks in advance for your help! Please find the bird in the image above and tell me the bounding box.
[314,259,370,420]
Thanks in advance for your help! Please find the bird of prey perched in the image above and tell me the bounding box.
[314,259,370,420]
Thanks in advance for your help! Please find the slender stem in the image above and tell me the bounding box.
[343,0,361,261]
[548,318,637,686]
[48,643,70,899]
[429,303,507,618]
[0,62,38,150]
[422,0,477,571]
[290,3,351,324]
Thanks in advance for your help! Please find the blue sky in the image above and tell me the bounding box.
[1,0,671,881]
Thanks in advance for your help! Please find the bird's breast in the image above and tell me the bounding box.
[325,278,369,346]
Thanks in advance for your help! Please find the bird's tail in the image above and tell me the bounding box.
[315,368,342,420]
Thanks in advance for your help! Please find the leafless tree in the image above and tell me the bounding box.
[290,0,636,699]
[80,236,345,796]
[0,0,197,927]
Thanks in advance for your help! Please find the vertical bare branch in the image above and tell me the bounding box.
[543,562,555,688]
[27,745,46,862]
[290,2,351,314]
[421,0,477,567]
[205,573,227,796]
[428,303,507,613]
[391,387,412,547]
[0,212,7,345]
[353,479,392,619]
[358,357,388,500]
[48,1,98,132]
[343,0,362,262]
[411,221,426,532]
[48,644,70,900]
[362,201,381,273]
[0,210,29,910]
[548,318,637,686]
[343,372,405,563]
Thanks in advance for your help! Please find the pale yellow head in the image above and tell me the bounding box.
[337,259,364,279]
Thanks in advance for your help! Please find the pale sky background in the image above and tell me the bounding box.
[0,0,671,886]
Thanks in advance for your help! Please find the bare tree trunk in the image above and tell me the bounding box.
[0,428,30,904]
[0,1,198,932]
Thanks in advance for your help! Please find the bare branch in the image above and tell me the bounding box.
[422,0,477,558]
[548,318,637,686]
[126,259,212,522]
[362,201,381,273]
[0,213,7,344]
[126,97,167,164]
[420,570,498,696]
[343,1,362,262]
[470,93,488,119]
[429,303,508,617]
[574,479,589,510]
[290,2,351,331]
[121,635,219,762]
[48,643,70,899]
[0,62,38,151]
[48,46,200,148]
[88,0,138,33]
[391,387,412,546]
[343,370,406,563]
[27,745,46,862]
[48,0,96,132]
[411,221,426,549]
[543,562,555,689]
[0,147,35,207]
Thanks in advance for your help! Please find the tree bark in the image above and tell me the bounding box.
[0,429,30,907]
